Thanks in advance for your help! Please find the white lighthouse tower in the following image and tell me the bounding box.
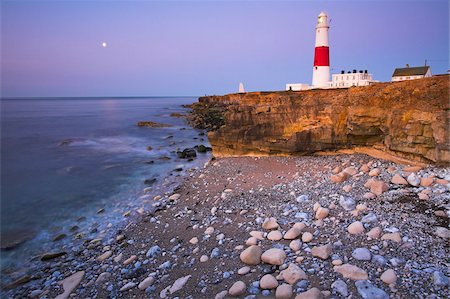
[312,12,330,88]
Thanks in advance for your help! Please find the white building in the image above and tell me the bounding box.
[330,70,378,88]
[391,65,431,81]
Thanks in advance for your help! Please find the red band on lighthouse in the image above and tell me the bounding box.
[314,46,329,66]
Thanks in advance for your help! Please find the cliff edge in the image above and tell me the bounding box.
[189,75,449,165]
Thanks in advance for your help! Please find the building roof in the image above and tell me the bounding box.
[392,66,430,77]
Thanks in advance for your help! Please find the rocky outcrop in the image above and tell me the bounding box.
[190,76,449,165]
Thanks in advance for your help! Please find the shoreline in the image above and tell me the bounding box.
[2,153,449,298]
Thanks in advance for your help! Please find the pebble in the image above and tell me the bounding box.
[96,272,111,283]
[334,264,368,280]
[331,279,348,297]
[420,177,434,187]
[295,287,324,299]
[339,196,356,211]
[238,266,250,275]
[361,212,377,223]
[189,237,199,245]
[246,237,258,246]
[302,232,313,242]
[275,284,293,299]
[380,269,397,284]
[120,282,136,291]
[267,230,283,241]
[228,281,246,296]
[311,243,332,259]
[146,245,161,257]
[381,232,402,243]
[138,276,155,290]
[215,290,228,299]
[342,185,352,192]
[284,227,302,239]
[367,227,382,239]
[250,231,265,240]
[169,275,191,294]
[407,173,421,186]
[260,274,278,289]
[204,226,214,235]
[391,173,408,185]
[352,248,371,260]
[433,271,449,287]
[262,217,279,230]
[315,207,329,220]
[97,251,112,262]
[200,255,209,262]
[123,255,137,265]
[261,248,286,265]
[355,280,389,299]
[370,179,388,195]
[277,263,307,284]
[240,245,262,265]
[369,168,381,176]
[114,253,123,262]
[363,192,376,199]
[289,240,302,251]
[347,221,365,234]
[435,227,450,239]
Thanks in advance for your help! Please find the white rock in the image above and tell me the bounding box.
[275,284,293,299]
[380,269,397,284]
[239,245,262,265]
[138,276,155,290]
[55,271,85,299]
[119,282,136,292]
[262,217,279,230]
[267,230,283,241]
[169,275,191,294]
[238,266,250,275]
[261,248,286,265]
[260,274,278,289]
[228,281,246,296]
[302,232,313,242]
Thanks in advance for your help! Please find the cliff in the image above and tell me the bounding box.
[189,75,450,165]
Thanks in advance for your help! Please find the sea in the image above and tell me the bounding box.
[0,97,210,272]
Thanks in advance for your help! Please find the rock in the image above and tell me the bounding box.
[342,185,352,192]
[315,207,329,220]
[370,180,388,196]
[380,269,397,284]
[200,255,209,262]
[361,212,377,223]
[169,275,191,294]
[369,168,381,176]
[407,173,420,186]
[261,248,286,265]
[367,227,382,239]
[250,231,265,240]
[123,255,137,265]
[294,287,324,299]
[360,164,370,173]
[168,193,181,200]
[120,282,136,291]
[240,245,263,265]
[146,245,161,257]
[302,232,313,242]
[339,196,356,211]
[177,148,197,159]
[276,284,293,299]
[364,178,376,188]
[29,290,43,298]
[418,193,429,200]
[420,177,434,187]
[189,237,199,245]
[41,251,66,261]
[363,192,376,199]
[260,274,278,289]
[138,276,155,290]
[137,121,172,127]
[277,263,307,284]
[331,171,350,183]
[332,166,342,174]
[334,264,368,280]
[114,253,123,262]
[229,281,246,296]
[435,227,450,239]
[215,290,228,299]
[311,244,332,259]
[246,237,258,245]
[433,271,449,287]
[97,251,112,262]
[403,166,422,173]
[267,230,283,241]
[95,272,111,284]
[381,232,401,243]
[343,167,358,175]
[4,275,31,290]
[238,266,250,275]
[262,217,279,230]
[53,233,67,241]
[352,248,371,260]
[347,221,365,234]
[284,227,302,240]
[204,226,214,235]
[55,271,85,299]
[331,279,348,297]
[391,173,408,185]
[289,240,302,251]
[355,280,389,299]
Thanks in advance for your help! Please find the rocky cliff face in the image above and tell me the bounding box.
[190,75,449,165]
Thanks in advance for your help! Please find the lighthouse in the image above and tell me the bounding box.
[312,12,330,88]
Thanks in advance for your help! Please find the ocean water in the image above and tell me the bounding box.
[0,97,209,270]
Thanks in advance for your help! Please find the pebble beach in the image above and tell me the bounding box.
[3,154,449,298]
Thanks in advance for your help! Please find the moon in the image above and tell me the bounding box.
[102,42,107,48]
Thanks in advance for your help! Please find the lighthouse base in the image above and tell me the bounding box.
[312,66,330,88]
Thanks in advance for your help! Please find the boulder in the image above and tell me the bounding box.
[311,244,332,260]
[239,245,262,265]
[261,248,286,265]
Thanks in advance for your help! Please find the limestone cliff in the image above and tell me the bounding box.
[189,75,449,165]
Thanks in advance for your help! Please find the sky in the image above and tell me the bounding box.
[1,0,448,97]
